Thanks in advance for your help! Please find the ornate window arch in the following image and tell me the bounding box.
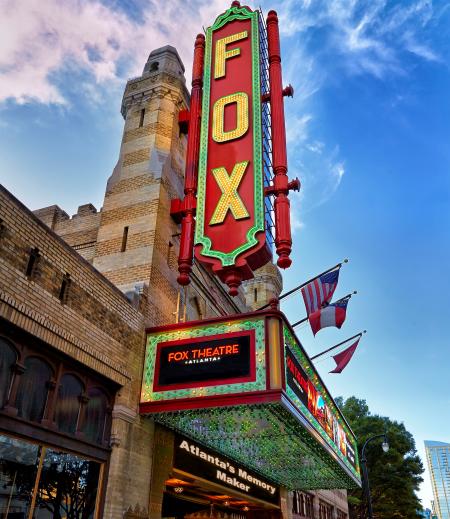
[0,337,18,408]
[15,356,53,421]
[55,373,84,434]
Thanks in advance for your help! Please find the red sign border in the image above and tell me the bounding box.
[152,329,256,392]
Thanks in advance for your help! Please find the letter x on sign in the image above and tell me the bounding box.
[209,161,250,225]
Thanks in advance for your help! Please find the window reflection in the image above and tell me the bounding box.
[83,388,109,445]
[33,449,100,519]
[55,375,83,434]
[0,339,17,408]
[15,358,52,422]
[0,434,40,519]
[0,434,102,519]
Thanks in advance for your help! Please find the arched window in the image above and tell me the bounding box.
[0,338,17,408]
[55,374,83,434]
[83,387,109,444]
[15,357,52,421]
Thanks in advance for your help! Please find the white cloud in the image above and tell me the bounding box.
[272,0,441,79]
[0,0,228,105]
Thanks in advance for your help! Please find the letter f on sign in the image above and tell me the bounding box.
[210,161,250,225]
[215,31,248,79]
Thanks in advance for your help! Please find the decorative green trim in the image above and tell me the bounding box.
[195,8,264,267]
[212,5,254,31]
[283,326,361,480]
[141,318,266,403]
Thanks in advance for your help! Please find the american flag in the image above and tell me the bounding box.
[301,268,340,316]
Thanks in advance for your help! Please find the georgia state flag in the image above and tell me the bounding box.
[308,297,350,336]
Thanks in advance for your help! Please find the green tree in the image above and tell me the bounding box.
[336,396,424,519]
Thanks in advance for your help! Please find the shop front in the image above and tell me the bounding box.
[0,321,115,519]
[140,309,361,518]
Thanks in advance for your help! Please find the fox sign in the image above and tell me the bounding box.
[173,2,298,295]
[193,4,271,294]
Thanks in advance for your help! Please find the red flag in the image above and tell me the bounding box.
[329,338,360,373]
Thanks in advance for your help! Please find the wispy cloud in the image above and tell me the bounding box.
[261,0,444,214]
[0,0,228,105]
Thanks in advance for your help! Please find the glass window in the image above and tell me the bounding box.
[55,374,83,434]
[83,388,109,445]
[0,433,40,519]
[33,448,101,519]
[0,338,17,408]
[15,357,52,422]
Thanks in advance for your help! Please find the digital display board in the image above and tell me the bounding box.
[285,347,357,470]
[173,434,279,505]
[153,330,255,392]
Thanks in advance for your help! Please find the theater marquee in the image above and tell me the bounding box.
[140,310,361,490]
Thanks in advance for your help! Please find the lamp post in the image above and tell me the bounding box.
[360,432,389,519]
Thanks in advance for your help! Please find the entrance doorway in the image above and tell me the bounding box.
[162,477,280,519]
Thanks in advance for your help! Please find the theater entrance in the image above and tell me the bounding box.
[157,433,281,519]
[162,476,280,519]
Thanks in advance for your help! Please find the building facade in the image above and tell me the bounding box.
[425,441,450,519]
[0,41,351,519]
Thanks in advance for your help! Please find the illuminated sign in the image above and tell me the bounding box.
[284,332,358,471]
[194,4,270,294]
[174,434,279,505]
[153,330,256,392]
[140,312,361,489]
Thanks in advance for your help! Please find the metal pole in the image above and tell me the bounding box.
[360,433,388,519]
[310,330,365,360]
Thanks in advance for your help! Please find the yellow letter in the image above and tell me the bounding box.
[210,161,250,225]
[214,31,248,79]
[212,92,249,143]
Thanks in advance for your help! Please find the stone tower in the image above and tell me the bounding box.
[92,46,189,324]
[243,261,283,310]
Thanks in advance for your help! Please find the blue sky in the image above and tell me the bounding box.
[1,0,449,509]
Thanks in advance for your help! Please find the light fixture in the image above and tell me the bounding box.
[382,439,389,453]
[224,500,230,507]
[174,486,184,494]
[243,506,249,512]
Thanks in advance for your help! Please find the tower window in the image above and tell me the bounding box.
[150,62,159,72]
[59,273,71,303]
[121,226,129,252]
[26,247,40,278]
[254,288,258,303]
[139,108,145,128]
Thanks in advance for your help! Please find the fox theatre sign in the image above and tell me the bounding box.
[140,308,361,491]
[171,1,300,295]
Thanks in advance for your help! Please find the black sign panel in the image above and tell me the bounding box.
[173,435,279,505]
[154,330,255,391]
[286,348,309,407]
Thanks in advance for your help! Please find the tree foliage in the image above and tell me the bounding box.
[336,396,424,519]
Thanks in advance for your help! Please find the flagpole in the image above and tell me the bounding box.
[258,259,348,310]
[291,291,357,328]
[310,331,366,360]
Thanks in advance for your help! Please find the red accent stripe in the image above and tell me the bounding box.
[139,389,283,414]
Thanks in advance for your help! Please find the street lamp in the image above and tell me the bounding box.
[361,432,389,519]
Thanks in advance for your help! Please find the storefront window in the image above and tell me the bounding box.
[0,434,102,519]
[33,449,100,519]
[0,339,17,408]
[15,357,52,422]
[55,374,83,434]
[0,434,40,519]
[83,388,109,445]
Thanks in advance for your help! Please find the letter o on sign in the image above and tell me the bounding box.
[212,92,249,143]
